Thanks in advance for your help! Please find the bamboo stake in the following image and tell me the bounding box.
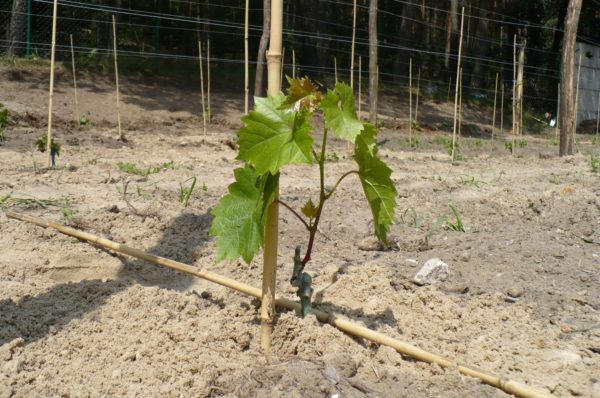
[244,0,249,115]
[458,67,463,142]
[409,57,413,144]
[596,91,600,143]
[69,34,80,124]
[512,34,516,155]
[45,0,58,167]
[573,52,582,146]
[198,41,207,139]
[450,7,465,162]
[415,67,421,125]
[500,83,504,138]
[292,49,296,79]
[262,0,283,356]
[4,210,552,398]
[556,83,560,138]
[358,56,362,120]
[491,72,498,147]
[334,56,338,84]
[112,15,123,141]
[350,0,357,89]
[280,47,285,85]
[519,40,526,138]
[207,39,211,123]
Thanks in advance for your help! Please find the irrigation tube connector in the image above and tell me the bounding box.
[4,210,551,398]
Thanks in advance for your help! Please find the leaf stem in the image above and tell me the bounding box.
[324,170,359,200]
[275,199,310,230]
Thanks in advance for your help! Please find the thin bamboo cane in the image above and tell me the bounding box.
[451,7,465,162]
[244,0,249,115]
[292,49,296,79]
[69,34,80,124]
[262,0,283,356]
[519,40,526,138]
[46,0,58,167]
[350,0,357,89]
[207,39,211,123]
[358,56,362,120]
[3,210,551,398]
[458,67,463,142]
[112,15,123,141]
[491,72,498,148]
[415,67,421,125]
[500,83,504,139]
[512,34,516,155]
[573,52,582,147]
[596,91,600,143]
[198,41,207,139]
[556,83,560,139]
[409,57,412,145]
[280,47,285,85]
[334,56,338,84]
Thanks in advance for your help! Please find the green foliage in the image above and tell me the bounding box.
[179,177,197,207]
[458,175,484,188]
[326,151,340,162]
[518,139,528,148]
[209,166,279,263]
[117,160,174,176]
[238,94,314,174]
[505,141,513,152]
[446,204,465,232]
[320,83,364,142]
[549,138,559,146]
[210,78,396,266]
[591,155,600,173]
[407,136,420,148]
[79,115,91,126]
[36,135,61,162]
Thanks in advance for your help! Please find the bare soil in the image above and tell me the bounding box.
[1,63,599,398]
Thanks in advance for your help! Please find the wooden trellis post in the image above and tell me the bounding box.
[45,0,58,167]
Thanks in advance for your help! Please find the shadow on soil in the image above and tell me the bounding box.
[0,211,213,346]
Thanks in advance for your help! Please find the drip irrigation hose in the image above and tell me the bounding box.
[4,210,551,398]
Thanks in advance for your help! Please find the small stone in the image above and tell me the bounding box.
[122,352,136,361]
[405,259,418,266]
[459,251,470,262]
[413,258,449,285]
[540,349,581,368]
[507,286,524,298]
[106,205,120,213]
[112,369,122,379]
[357,236,384,251]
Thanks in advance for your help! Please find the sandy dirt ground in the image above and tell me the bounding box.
[1,63,600,398]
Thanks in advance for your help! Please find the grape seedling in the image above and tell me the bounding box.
[210,78,397,316]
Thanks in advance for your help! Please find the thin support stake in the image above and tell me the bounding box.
[207,39,211,123]
[491,72,498,148]
[262,0,283,356]
[500,83,504,139]
[358,56,362,120]
[451,7,465,162]
[574,51,582,147]
[415,67,421,125]
[244,0,249,115]
[334,56,338,84]
[198,41,207,139]
[350,0,357,88]
[69,34,79,124]
[4,210,554,398]
[112,15,123,141]
[409,57,413,145]
[512,34,516,155]
[46,0,58,168]
[458,67,463,141]
[292,49,296,79]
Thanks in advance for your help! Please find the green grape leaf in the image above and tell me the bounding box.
[281,77,322,110]
[320,82,363,143]
[301,198,318,219]
[354,130,397,242]
[210,166,279,264]
[238,94,314,175]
